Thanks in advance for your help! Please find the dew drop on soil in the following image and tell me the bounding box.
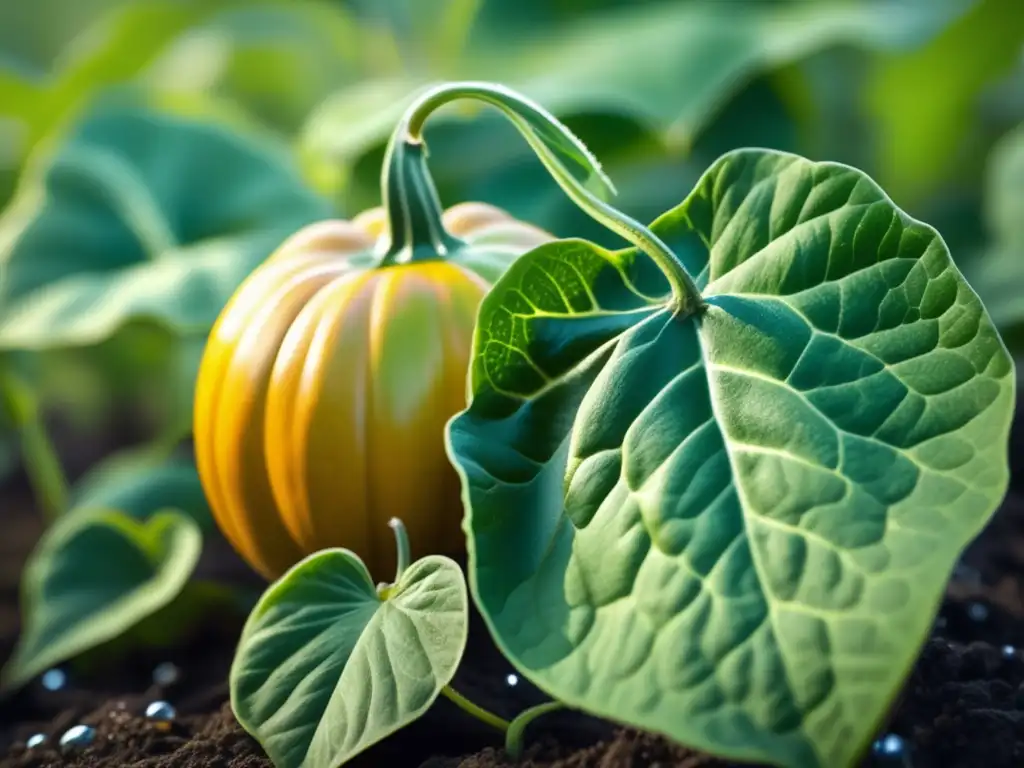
[874,733,905,755]
[59,725,95,751]
[506,674,519,687]
[1003,644,1016,658]
[152,662,181,686]
[41,668,66,691]
[870,732,913,765]
[25,733,45,749]
[145,700,177,723]
[967,602,989,622]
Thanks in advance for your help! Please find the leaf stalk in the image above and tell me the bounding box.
[440,684,510,732]
[505,701,564,759]
[397,81,704,313]
[0,364,67,523]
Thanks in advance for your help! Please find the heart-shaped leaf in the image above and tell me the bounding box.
[71,447,213,531]
[0,94,330,350]
[2,509,202,692]
[232,550,467,768]
[447,148,1015,768]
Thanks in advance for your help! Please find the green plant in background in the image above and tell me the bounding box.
[0,90,328,690]
[305,0,979,237]
[0,92,329,518]
[962,124,1024,360]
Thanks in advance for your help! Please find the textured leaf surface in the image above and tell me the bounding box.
[232,551,467,768]
[1,510,201,691]
[447,149,1015,768]
[0,97,329,349]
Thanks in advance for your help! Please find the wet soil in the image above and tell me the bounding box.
[2,405,1024,767]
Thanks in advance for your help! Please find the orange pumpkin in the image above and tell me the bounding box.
[193,201,549,581]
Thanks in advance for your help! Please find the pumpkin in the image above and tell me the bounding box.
[193,199,550,581]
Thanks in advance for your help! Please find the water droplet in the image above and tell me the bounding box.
[25,733,45,749]
[506,673,519,687]
[41,668,66,691]
[967,602,989,622]
[59,725,95,751]
[1003,645,1016,658]
[152,662,180,686]
[873,733,905,756]
[145,700,177,723]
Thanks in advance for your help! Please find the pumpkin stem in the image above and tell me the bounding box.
[378,119,464,267]
[392,81,704,314]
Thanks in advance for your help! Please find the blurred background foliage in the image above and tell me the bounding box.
[0,0,1022,490]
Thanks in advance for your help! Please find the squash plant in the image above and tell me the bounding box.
[229,82,1015,768]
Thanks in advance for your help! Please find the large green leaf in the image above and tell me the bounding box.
[447,149,1014,768]
[1,509,202,692]
[0,95,330,350]
[232,550,467,768]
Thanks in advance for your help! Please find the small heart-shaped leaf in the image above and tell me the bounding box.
[0,94,330,350]
[2,509,202,691]
[232,550,467,768]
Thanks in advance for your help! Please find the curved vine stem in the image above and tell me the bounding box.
[441,685,511,732]
[394,81,704,314]
[505,701,565,759]
[0,364,67,523]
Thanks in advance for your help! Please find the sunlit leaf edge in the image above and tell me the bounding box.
[1,508,202,692]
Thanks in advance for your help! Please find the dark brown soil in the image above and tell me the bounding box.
[3,400,1024,767]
